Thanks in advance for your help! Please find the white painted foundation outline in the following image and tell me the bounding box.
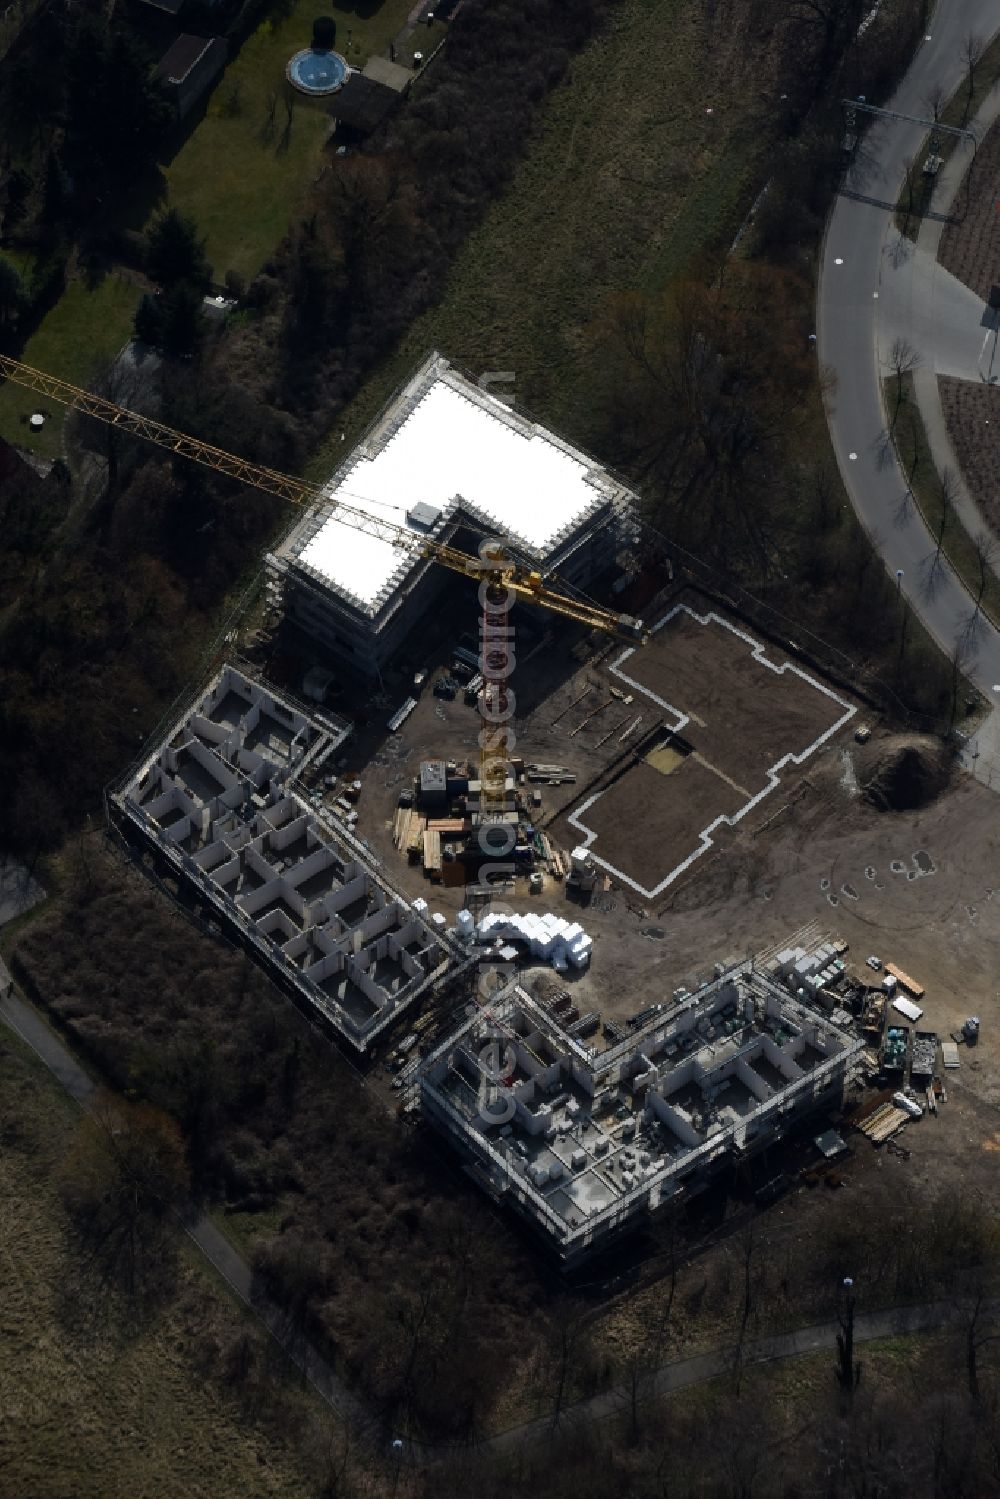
[567,606,857,898]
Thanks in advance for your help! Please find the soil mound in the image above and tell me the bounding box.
[857,734,951,812]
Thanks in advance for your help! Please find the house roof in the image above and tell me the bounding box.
[154,34,222,85]
[362,54,412,93]
[331,73,400,134]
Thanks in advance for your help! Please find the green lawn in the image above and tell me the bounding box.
[0,272,140,458]
[150,0,417,283]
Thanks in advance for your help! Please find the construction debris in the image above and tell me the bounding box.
[594,715,631,749]
[526,763,577,785]
[910,1030,936,1079]
[569,699,614,737]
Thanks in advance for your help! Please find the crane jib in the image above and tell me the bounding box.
[0,354,646,645]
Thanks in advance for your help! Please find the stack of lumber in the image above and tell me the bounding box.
[393,808,426,861]
[885,961,924,998]
[857,1101,909,1144]
[423,829,442,875]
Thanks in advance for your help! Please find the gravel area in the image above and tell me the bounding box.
[938,375,1000,534]
[938,115,1000,303]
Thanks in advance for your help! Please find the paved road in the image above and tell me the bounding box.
[817,0,1000,695]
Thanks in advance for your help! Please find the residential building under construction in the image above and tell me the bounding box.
[111,665,456,1051]
[266,351,638,678]
[418,957,864,1263]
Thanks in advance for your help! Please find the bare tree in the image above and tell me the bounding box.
[730,1214,766,1396]
[545,1301,591,1423]
[960,529,999,652]
[887,337,921,433]
[961,33,985,125]
[965,1288,1000,1405]
[59,1093,190,1301]
[834,1278,862,1398]
[949,636,974,726]
[898,153,919,236]
[925,82,946,123]
[920,467,958,600]
[262,91,278,143]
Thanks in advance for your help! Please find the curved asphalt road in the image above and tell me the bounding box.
[818,0,1000,693]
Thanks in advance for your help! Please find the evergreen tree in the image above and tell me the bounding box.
[146,209,212,291]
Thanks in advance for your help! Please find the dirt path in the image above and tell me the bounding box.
[2,984,991,1465]
[0,988,369,1433]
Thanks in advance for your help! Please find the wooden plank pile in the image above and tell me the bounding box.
[423,829,442,876]
[885,961,924,998]
[856,1101,909,1144]
[393,807,427,863]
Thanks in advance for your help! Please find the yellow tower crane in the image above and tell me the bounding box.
[0,354,648,645]
[2,354,642,1071]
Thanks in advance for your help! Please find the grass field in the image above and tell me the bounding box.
[309,0,770,478]
[0,1029,324,1498]
[0,273,140,458]
[0,0,44,62]
[148,0,417,283]
[0,0,417,461]
[885,372,1000,630]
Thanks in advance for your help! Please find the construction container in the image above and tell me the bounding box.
[911,1031,936,1078]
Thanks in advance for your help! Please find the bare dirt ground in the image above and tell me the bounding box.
[332,595,998,1111]
[560,606,853,895]
[938,117,1000,304]
[938,375,1000,535]
[584,757,743,892]
[342,593,857,921]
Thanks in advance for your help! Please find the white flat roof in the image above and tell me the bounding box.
[297,375,610,609]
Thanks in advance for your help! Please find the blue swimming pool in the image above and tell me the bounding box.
[286,47,348,95]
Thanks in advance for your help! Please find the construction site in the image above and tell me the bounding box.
[2,337,978,1265]
[112,665,456,1052]
[418,946,864,1263]
[314,587,865,1009]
